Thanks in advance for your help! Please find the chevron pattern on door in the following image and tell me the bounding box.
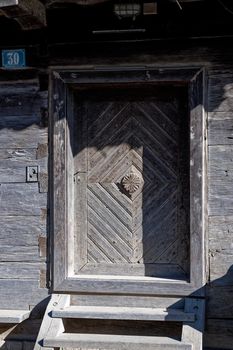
[74,88,190,280]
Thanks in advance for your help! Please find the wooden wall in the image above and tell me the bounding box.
[205,69,233,349]
[0,46,233,349]
[0,72,49,349]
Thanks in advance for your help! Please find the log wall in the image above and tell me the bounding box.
[0,44,233,349]
[0,73,49,349]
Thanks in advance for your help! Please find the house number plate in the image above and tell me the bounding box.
[2,49,26,68]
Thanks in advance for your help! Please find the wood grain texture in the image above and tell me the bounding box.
[0,262,46,279]
[0,80,39,96]
[208,145,233,215]
[0,149,47,183]
[0,0,46,29]
[208,113,233,145]
[0,216,46,261]
[52,67,205,295]
[209,215,233,251]
[207,286,233,319]
[182,298,205,350]
[34,294,69,350]
[44,333,192,350]
[189,69,206,290]
[51,74,68,289]
[52,305,195,322]
[70,295,184,309]
[208,74,233,113]
[0,183,47,216]
[0,116,47,149]
[204,319,233,350]
[74,88,190,279]
[0,91,47,116]
[0,280,48,309]
[0,310,30,323]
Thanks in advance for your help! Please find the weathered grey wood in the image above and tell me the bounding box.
[23,342,35,350]
[0,319,42,341]
[70,295,184,309]
[0,91,47,116]
[34,294,69,350]
[0,280,48,309]
[44,333,192,350]
[189,69,206,290]
[0,80,39,95]
[54,277,201,296]
[204,319,233,350]
[208,114,233,145]
[182,298,205,350]
[79,94,188,273]
[0,149,47,183]
[0,183,47,216]
[51,74,69,290]
[0,117,47,149]
[58,68,201,85]
[38,169,48,193]
[52,66,205,295]
[78,263,187,280]
[209,253,233,286]
[0,0,46,29]
[207,286,233,319]
[208,146,233,215]
[0,216,46,262]
[0,310,30,323]
[0,262,45,279]
[0,340,23,350]
[74,172,88,271]
[209,216,233,265]
[208,146,233,179]
[208,177,233,217]
[0,246,41,262]
[0,340,34,350]
[208,74,233,112]
[52,305,195,322]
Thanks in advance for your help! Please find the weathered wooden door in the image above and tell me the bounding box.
[73,85,190,281]
[52,68,205,295]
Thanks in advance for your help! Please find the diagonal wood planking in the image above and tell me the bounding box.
[75,95,189,276]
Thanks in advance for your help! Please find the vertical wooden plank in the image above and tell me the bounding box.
[73,98,88,174]
[74,172,88,272]
[189,69,206,292]
[51,72,68,290]
[73,96,88,273]
[66,89,75,277]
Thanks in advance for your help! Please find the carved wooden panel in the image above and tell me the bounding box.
[73,86,190,280]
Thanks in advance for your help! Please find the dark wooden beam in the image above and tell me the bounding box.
[0,0,46,30]
[45,0,204,7]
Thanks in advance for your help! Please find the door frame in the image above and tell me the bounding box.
[50,66,207,296]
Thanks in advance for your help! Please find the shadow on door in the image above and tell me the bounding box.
[70,83,190,282]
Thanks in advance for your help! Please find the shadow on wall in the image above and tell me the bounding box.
[0,67,233,349]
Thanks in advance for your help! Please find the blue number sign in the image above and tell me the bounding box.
[2,49,26,68]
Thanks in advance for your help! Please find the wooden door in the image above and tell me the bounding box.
[73,85,190,281]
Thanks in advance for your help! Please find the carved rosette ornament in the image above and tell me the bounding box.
[121,171,142,195]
